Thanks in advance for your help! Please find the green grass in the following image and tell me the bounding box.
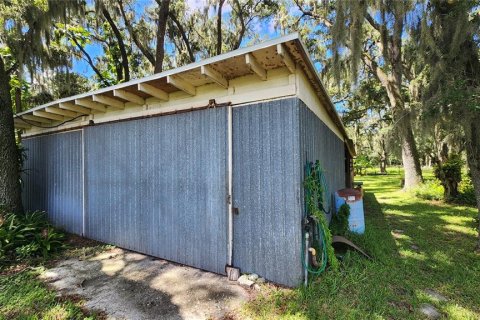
[0,236,110,320]
[0,268,93,320]
[243,171,480,319]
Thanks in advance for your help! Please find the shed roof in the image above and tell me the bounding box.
[14,33,354,156]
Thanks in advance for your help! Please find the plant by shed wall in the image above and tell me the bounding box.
[299,99,346,221]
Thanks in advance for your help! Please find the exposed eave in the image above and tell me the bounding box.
[14,33,355,156]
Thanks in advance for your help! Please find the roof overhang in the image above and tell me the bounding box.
[14,33,355,156]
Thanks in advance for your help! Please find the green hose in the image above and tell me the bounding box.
[303,161,331,276]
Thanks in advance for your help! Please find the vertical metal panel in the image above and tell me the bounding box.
[21,131,83,235]
[84,108,228,274]
[299,100,346,221]
[232,98,303,287]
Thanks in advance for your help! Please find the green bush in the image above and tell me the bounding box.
[330,204,350,236]
[411,180,444,201]
[456,175,477,206]
[0,211,65,265]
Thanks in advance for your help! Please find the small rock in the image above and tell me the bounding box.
[237,275,255,288]
[425,289,448,302]
[393,229,404,234]
[253,284,261,291]
[248,273,259,281]
[256,277,265,284]
[419,303,441,319]
[411,244,420,252]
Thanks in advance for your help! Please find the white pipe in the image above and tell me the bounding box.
[227,104,233,266]
[304,232,309,286]
[81,128,86,236]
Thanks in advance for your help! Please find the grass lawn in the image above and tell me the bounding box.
[243,171,480,319]
[0,237,109,320]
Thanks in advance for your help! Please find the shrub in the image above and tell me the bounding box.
[456,174,477,206]
[434,155,463,201]
[0,211,65,265]
[411,180,444,201]
[330,204,350,236]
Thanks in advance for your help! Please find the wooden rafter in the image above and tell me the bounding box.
[75,99,107,112]
[201,65,228,88]
[33,110,64,121]
[59,102,91,115]
[113,89,145,105]
[245,53,266,80]
[93,94,125,109]
[137,83,169,101]
[167,75,196,96]
[277,44,296,74]
[23,114,52,124]
[45,106,78,118]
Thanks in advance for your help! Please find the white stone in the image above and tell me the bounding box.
[248,273,259,281]
[237,275,255,288]
[419,303,441,319]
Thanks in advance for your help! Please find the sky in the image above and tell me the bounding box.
[72,0,281,77]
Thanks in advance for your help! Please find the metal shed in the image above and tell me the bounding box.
[15,33,355,287]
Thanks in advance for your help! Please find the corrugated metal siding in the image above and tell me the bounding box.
[84,108,228,274]
[21,131,83,235]
[232,98,303,287]
[299,100,346,221]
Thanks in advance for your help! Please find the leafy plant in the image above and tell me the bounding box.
[0,211,65,266]
[304,161,339,271]
[411,180,444,201]
[434,154,463,201]
[330,204,350,236]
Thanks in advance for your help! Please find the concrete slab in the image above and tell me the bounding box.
[40,248,249,320]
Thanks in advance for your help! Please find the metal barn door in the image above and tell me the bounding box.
[84,108,228,274]
[232,99,303,287]
[22,131,84,235]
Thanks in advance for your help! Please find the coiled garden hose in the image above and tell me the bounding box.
[303,161,331,277]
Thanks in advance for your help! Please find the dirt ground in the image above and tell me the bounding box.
[40,247,249,320]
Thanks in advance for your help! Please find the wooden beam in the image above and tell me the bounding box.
[14,119,31,129]
[45,106,78,118]
[113,89,145,105]
[167,75,196,96]
[138,83,169,101]
[75,99,107,112]
[23,114,53,124]
[201,65,228,88]
[276,43,296,74]
[245,53,266,80]
[33,110,64,121]
[93,94,125,109]
[59,102,91,114]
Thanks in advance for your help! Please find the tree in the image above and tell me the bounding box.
[418,0,480,249]
[331,1,423,188]
[0,0,83,214]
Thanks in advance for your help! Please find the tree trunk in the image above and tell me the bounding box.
[379,138,387,174]
[385,83,423,188]
[154,0,170,73]
[464,115,480,250]
[102,7,130,82]
[0,56,24,215]
[216,0,225,55]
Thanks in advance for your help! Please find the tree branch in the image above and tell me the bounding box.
[168,11,195,63]
[102,6,130,81]
[70,35,107,84]
[118,0,155,66]
[293,0,333,27]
